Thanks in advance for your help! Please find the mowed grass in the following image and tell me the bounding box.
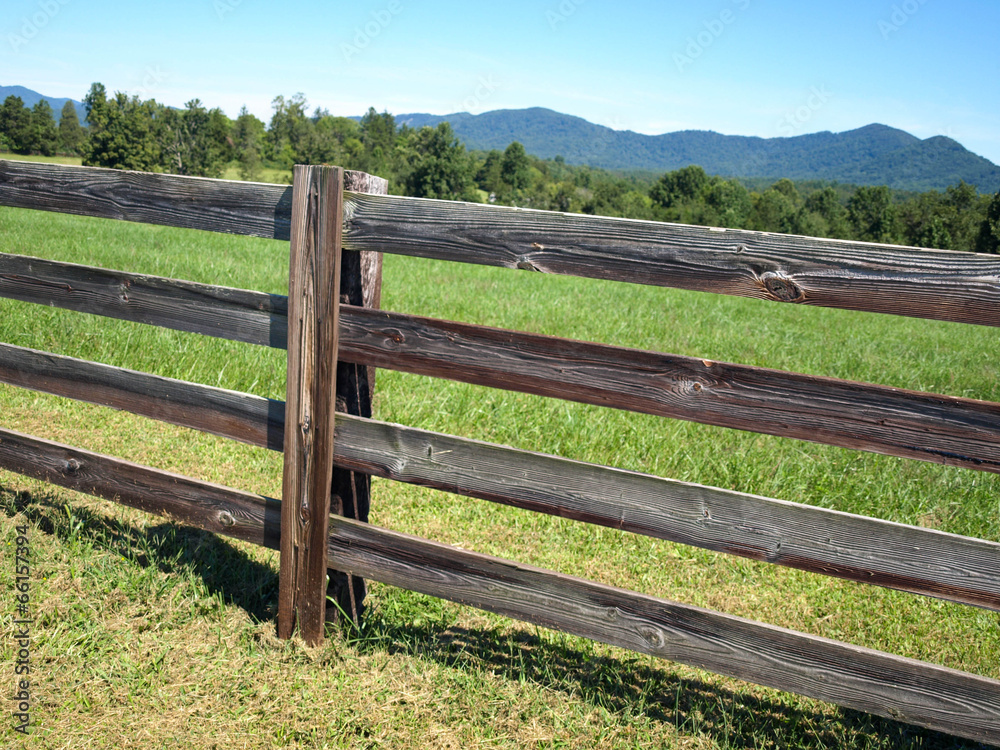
[1,151,294,184]
[0,153,86,167]
[1,197,999,749]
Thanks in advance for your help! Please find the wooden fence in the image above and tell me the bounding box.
[2,159,1000,743]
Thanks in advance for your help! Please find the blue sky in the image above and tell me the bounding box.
[3,0,999,165]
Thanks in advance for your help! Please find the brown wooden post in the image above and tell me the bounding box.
[326,169,388,625]
[278,165,345,645]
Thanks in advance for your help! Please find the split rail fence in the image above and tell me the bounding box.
[1,159,1000,743]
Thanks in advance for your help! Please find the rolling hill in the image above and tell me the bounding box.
[397,108,1000,192]
[0,85,86,124]
[5,84,997,192]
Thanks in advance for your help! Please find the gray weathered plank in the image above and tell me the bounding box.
[6,160,1000,328]
[279,165,344,644]
[332,415,1000,612]
[5,251,1000,473]
[329,169,388,623]
[0,251,286,348]
[0,159,292,239]
[1,426,996,743]
[2,341,998,611]
[0,426,280,549]
[338,306,1000,473]
[342,192,1000,327]
[0,342,283,450]
[325,513,1000,745]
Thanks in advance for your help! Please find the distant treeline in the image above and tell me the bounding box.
[2,83,998,253]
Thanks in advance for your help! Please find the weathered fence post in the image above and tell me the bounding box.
[327,170,388,625]
[278,164,345,645]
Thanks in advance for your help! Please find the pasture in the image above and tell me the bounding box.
[1,190,999,748]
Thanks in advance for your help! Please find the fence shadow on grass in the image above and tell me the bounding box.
[1,484,987,749]
[1,484,279,623]
[344,596,985,749]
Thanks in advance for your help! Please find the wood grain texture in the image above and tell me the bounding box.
[329,169,388,622]
[2,425,996,741]
[0,159,292,239]
[337,306,1000,473]
[0,342,284,450]
[0,159,386,241]
[342,192,1000,327]
[6,247,1000,474]
[279,165,344,644]
[6,160,1000,328]
[3,341,998,611]
[324,515,1000,744]
[0,251,286,348]
[0,426,281,550]
[332,415,1000,612]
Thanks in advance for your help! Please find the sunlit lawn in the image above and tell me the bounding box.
[1,198,998,748]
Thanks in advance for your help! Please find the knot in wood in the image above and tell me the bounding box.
[63,458,81,474]
[382,328,404,349]
[516,258,540,272]
[759,271,805,303]
[217,511,236,527]
[684,379,709,395]
[637,624,666,650]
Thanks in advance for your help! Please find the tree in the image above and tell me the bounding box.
[474,150,503,196]
[771,177,800,203]
[943,181,983,251]
[232,106,266,180]
[402,122,476,201]
[160,99,231,177]
[650,165,710,210]
[299,114,361,167]
[29,100,59,156]
[747,188,797,233]
[975,191,1000,254]
[917,216,953,249]
[804,186,849,238]
[83,83,107,121]
[82,84,162,171]
[500,141,531,191]
[267,93,311,167]
[547,180,580,213]
[58,100,84,154]
[0,96,30,153]
[583,177,633,216]
[0,96,57,155]
[701,178,751,228]
[898,191,952,249]
[847,185,899,243]
[359,107,396,175]
[619,190,653,220]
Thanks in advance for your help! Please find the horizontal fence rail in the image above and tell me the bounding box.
[0,158,292,239]
[4,160,1000,327]
[4,159,1000,741]
[342,193,1000,328]
[338,306,1000,473]
[5,251,1000,474]
[0,251,288,348]
[2,342,999,611]
[0,426,997,745]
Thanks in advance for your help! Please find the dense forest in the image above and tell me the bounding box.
[2,83,998,254]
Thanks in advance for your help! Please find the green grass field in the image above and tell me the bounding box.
[1,151,294,184]
[1,177,999,748]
